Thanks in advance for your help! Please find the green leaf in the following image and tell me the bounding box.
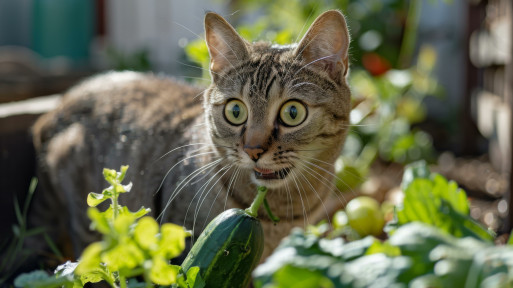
[79,265,115,286]
[401,160,430,190]
[157,223,188,259]
[101,239,144,271]
[149,256,180,285]
[134,217,159,250]
[365,240,401,257]
[86,192,109,207]
[103,168,118,186]
[87,208,111,234]
[75,242,103,276]
[117,165,129,182]
[395,163,492,241]
[186,266,205,288]
[14,270,74,288]
[272,265,335,288]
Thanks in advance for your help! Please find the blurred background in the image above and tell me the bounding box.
[0,0,512,282]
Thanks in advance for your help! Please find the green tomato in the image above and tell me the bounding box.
[333,210,349,229]
[345,196,385,237]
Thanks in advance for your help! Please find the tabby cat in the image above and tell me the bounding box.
[30,10,351,261]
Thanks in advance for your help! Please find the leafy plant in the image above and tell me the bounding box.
[0,178,63,286]
[14,166,201,288]
[254,161,510,288]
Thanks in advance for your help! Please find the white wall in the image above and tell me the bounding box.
[105,0,227,75]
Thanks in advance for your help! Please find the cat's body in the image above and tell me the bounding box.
[29,11,351,261]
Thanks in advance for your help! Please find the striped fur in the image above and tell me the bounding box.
[30,10,351,262]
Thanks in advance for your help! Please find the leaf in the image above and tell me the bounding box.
[272,265,335,288]
[157,223,188,259]
[101,239,144,271]
[365,240,401,257]
[79,265,115,286]
[149,256,180,285]
[103,168,118,186]
[117,165,129,182]
[87,192,109,207]
[134,217,159,250]
[14,270,74,288]
[401,160,430,190]
[395,162,493,241]
[75,242,103,275]
[186,266,205,288]
[87,208,111,234]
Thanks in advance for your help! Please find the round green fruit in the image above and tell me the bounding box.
[345,196,385,237]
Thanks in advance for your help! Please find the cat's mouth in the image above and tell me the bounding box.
[254,167,291,180]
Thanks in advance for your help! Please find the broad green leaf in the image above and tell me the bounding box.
[79,266,114,286]
[13,270,74,288]
[272,265,335,288]
[134,217,159,250]
[75,242,103,275]
[401,160,430,190]
[186,266,205,288]
[87,192,109,207]
[101,239,144,271]
[395,164,492,241]
[87,208,110,234]
[365,240,401,257]
[158,223,188,259]
[149,257,180,285]
[113,213,137,235]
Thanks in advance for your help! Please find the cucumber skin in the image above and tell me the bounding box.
[181,208,264,288]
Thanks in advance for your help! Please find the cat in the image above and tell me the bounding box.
[29,10,351,262]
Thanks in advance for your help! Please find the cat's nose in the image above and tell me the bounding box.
[243,145,265,162]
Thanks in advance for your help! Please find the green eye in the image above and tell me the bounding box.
[224,99,248,125]
[280,101,307,127]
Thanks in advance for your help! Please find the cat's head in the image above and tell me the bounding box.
[203,11,351,189]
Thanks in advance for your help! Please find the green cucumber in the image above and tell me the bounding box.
[181,186,268,288]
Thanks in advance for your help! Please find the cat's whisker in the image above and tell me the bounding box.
[158,158,223,222]
[174,159,226,227]
[288,168,310,227]
[153,149,219,197]
[192,88,209,100]
[289,81,323,93]
[174,60,238,86]
[292,54,338,77]
[296,158,356,204]
[294,166,332,227]
[181,76,213,82]
[203,165,241,230]
[298,157,355,190]
[189,163,234,236]
[154,142,228,163]
[282,33,321,81]
[173,21,244,84]
[295,160,350,208]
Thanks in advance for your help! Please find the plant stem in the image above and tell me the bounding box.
[397,0,421,68]
[245,186,268,218]
[113,188,119,220]
[264,199,280,224]
[119,275,127,288]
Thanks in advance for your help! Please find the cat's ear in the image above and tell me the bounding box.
[204,12,248,76]
[295,10,350,82]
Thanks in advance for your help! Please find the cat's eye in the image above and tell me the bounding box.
[279,101,307,127]
[224,99,248,125]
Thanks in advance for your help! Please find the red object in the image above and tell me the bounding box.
[362,53,391,76]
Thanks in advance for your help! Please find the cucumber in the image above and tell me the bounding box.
[181,187,268,288]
